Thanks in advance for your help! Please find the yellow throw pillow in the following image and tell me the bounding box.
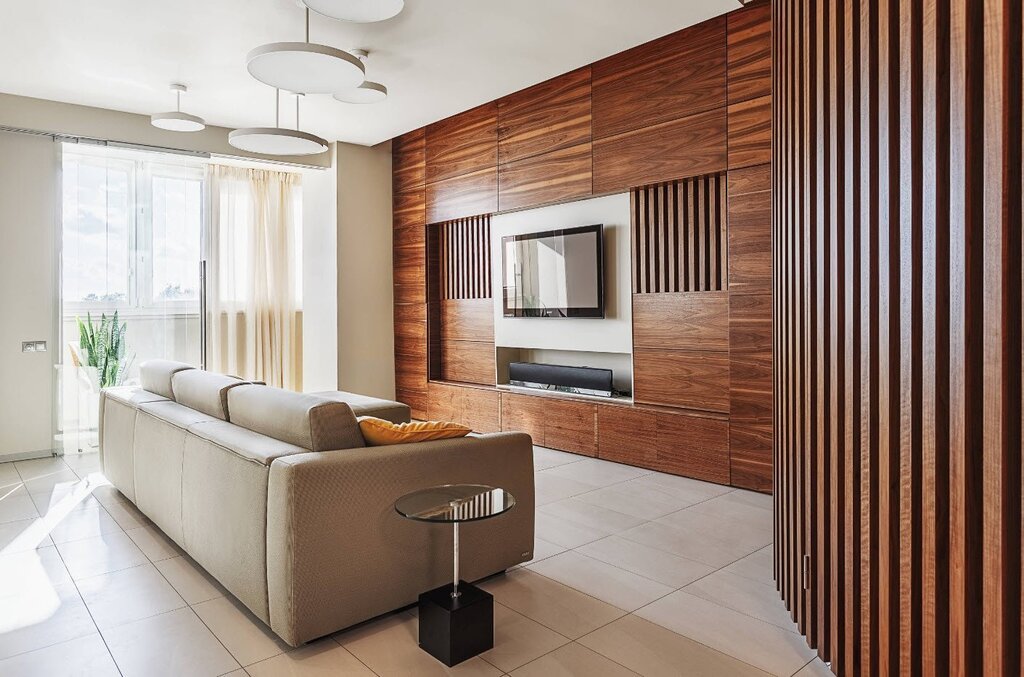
[358,416,472,446]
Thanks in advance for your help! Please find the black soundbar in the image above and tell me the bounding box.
[508,362,614,397]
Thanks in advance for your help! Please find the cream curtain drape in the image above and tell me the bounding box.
[206,165,303,390]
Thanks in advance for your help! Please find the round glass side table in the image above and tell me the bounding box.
[395,484,516,667]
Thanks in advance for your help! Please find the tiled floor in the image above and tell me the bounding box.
[0,447,832,676]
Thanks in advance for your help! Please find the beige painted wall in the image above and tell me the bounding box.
[301,146,339,392]
[336,142,395,399]
[0,131,58,459]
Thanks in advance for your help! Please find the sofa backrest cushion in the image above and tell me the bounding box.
[171,369,246,421]
[140,360,194,399]
[227,385,365,451]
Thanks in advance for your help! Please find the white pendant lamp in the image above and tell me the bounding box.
[303,0,404,23]
[229,90,328,156]
[334,50,388,104]
[151,84,206,132]
[247,8,364,94]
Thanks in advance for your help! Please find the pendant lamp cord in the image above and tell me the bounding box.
[305,8,310,43]
[275,88,280,127]
[176,89,181,113]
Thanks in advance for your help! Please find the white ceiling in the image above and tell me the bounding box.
[0,0,740,147]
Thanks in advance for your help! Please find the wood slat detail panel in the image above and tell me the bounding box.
[497,142,592,212]
[438,215,491,300]
[500,393,597,456]
[425,168,497,224]
[727,185,772,293]
[726,0,772,104]
[497,67,592,165]
[631,173,727,293]
[774,0,1023,674]
[425,382,500,433]
[440,339,495,386]
[633,292,729,351]
[392,128,425,194]
[592,16,726,140]
[633,348,730,413]
[727,94,772,170]
[425,102,498,183]
[593,107,728,195]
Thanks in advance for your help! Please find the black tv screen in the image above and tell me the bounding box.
[501,224,604,318]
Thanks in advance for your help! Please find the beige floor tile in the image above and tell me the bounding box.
[572,481,698,521]
[510,641,638,677]
[538,498,646,534]
[0,462,20,487]
[623,513,770,568]
[0,580,96,660]
[684,569,798,633]
[627,473,734,503]
[532,447,583,471]
[102,607,240,677]
[527,550,673,612]
[29,485,104,516]
[635,591,816,676]
[54,530,148,580]
[192,595,290,666]
[0,517,52,554]
[244,639,375,676]
[14,457,69,481]
[0,545,72,595]
[88,484,131,508]
[154,554,227,604]
[575,535,714,588]
[61,452,102,478]
[0,492,39,525]
[336,610,501,676]
[0,633,119,677]
[45,504,123,545]
[102,498,152,530]
[794,656,833,676]
[534,511,608,549]
[529,536,564,562]
[578,614,770,677]
[540,458,650,488]
[721,544,775,586]
[125,524,183,561]
[479,603,568,672]
[21,469,81,497]
[77,562,186,629]
[686,491,773,532]
[478,569,625,639]
[533,473,600,506]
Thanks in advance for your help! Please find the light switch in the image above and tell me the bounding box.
[21,341,47,353]
[34,341,47,352]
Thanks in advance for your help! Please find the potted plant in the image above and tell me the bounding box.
[76,311,134,389]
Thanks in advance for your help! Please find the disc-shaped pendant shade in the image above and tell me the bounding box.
[333,80,388,104]
[247,42,365,93]
[228,127,328,156]
[303,0,404,23]
[150,111,206,132]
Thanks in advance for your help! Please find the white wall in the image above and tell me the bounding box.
[491,194,633,355]
[0,132,58,459]
[335,142,395,399]
[301,148,339,392]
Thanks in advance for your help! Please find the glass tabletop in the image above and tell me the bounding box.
[394,484,516,523]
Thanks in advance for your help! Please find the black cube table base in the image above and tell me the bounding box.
[418,581,493,666]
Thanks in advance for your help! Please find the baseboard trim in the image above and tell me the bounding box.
[0,448,58,464]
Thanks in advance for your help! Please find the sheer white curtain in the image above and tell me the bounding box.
[206,164,303,390]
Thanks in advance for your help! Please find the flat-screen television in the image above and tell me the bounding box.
[501,224,604,318]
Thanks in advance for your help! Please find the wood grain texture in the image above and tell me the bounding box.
[441,339,495,386]
[500,392,597,456]
[593,107,728,194]
[497,142,592,212]
[729,421,772,491]
[438,216,491,299]
[654,410,730,483]
[726,0,772,104]
[592,15,726,140]
[729,293,772,353]
[394,191,426,230]
[729,350,772,422]
[727,186,772,293]
[774,0,1023,673]
[633,292,729,351]
[727,94,772,169]
[727,163,772,197]
[633,347,731,413]
[393,224,426,304]
[597,405,659,467]
[393,128,425,194]
[425,102,498,183]
[440,299,494,342]
[497,67,592,164]
[426,168,497,223]
[426,382,500,433]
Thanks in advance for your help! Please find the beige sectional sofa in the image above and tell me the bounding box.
[98,360,535,646]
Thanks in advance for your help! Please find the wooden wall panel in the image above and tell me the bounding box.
[426,382,500,433]
[631,173,727,293]
[393,191,426,230]
[727,182,772,293]
[593,107,728,194]
[774,0,1023,674]
[426,168,498,224]
[497,67,592,164]
[727,95,772,169]
[597,405,659,467]
[440,299,493,342]
[393,128,425,194]
[500,393,597,456]
[633,292,729,351]
[592,16,726,139]
[633,348,730,413]
[425,102,498,183]
[726,0,772,104]
[441,339,495,385]
[497,143,592,212]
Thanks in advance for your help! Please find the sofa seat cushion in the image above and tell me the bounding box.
[187,421,309,466]
[138,400,220,429]
[228,385,365,451]
[171,369,246,421]
[310,391,411,424]
[139,359,194,399]
[102,386,169,408]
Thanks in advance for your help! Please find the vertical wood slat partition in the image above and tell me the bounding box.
[438,215,492,300]
[773,0,1022,674]
[630,173,727,293]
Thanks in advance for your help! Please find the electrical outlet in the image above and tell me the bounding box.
[21,341,47,353]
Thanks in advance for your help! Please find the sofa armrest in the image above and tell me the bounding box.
[265,432,535,646]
